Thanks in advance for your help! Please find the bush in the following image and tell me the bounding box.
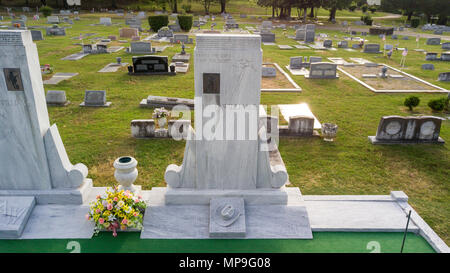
[177,15,193,32]
[361,4,368,13]
[349,2,357,12]
[361,15,373,26]
[369,6,377,13]
[404,96,420,111]
[428,98,448,112]
[39,6,52,17]
[437,15,448,26]
[411,18,420,28]
[182,4,192,13]
[148,15,169,32]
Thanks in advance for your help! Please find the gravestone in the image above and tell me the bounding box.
[286,116,315,136]
[290,57,304,69]
[384,44,393,51]
[0,30,89,203]
[12,20,26,28]
[262,66,276,77]
[158,28,173,38]
[369,116,445,144]
[295,28,305,40]
[47,16,60,24]
[363,43,381,53]
[391,34,398,39]
[438,72,450,81]
[129,55,174,75]
[425,52,438,61]
[171,34,193,44]
[305,24,315,43]
[30,30,43,41]
[46,90,69,106]
[369,27,393,35]
[119,28,139,38]
[100,17,112,26]
[421,64,435,70]
[80,90,111,107]
[426,38,441,45]
[402,36,409,40]
[323,40,332,48]
[261,21,272,29]
[441,52,450,61]
[442,42,450,50]
[260,31,275,43]
[141,34,312,239]
[46,25,65,36]
[129,42,154,54]
[306,62,338,79]
[83,44,93,53]
[337,41,348,48]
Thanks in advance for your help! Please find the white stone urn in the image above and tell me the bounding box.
[158,117,167,128]
[113,156,138,192]
[321,123,338,142]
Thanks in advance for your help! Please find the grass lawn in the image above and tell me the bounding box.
[0,12,448,246]
[0,232,435,253]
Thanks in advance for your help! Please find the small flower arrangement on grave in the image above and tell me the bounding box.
[40,64,53,75]
[86,186,146,237]
[152,107,170,128]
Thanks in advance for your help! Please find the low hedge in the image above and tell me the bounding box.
[148,15,169,32]
[177,15,193,32]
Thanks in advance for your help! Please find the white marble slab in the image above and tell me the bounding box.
[278,104,321,129]
[43,73,79,85]
[20,205,94,239]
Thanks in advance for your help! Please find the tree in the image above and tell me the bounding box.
[196,0,214,14]
[404,96,420,111]
[322,0,353,21]
[220,0,230,13]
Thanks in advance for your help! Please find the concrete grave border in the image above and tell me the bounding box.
[261,63,302,93]
[337,63,448,93]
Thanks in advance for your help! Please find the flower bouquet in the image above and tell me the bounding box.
[152,107,170,128]
[87,186,146,237]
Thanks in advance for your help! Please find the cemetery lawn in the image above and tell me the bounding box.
[19,14,450,245]
[0,232,435,253]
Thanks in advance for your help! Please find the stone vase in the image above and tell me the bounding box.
[113,156,138,192]
[321,123,338,142]
[158,117,167,128]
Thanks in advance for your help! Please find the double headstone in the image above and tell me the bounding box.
[426,38,441,45]
[129,42,154,54]
[100,17,112,26]
[30,30,43,41]
[47,16,60,24]
[421,64,435,70]
[369,116,445,144]
[438,72,450,82]
[363,43,381,53]
[307,62,338,79]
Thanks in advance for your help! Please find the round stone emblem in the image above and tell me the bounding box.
[385,121,402,135]
[420,121,435,136]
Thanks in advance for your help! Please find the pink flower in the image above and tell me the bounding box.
[96,195,101,199]
[134,199,139,203]
[85,214,90,220]
[99,218,105,224]
[107,203,113,210]
[96,209,101,213]
[133,212,139,217]
[121,219,128,225]
[113,197,118,202]
[138,195,142,199]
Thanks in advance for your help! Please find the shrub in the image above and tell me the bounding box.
[428,98,448,112]
[177,15,193,32]
[369,6,377,13]
[148,15,169,32]
[404,96,420,111]
[182,4,192,13]
[361,15,373,26]
[411,18,420,28]
[39,6,52,17]
[361,4,368,13]
[349,3,357,12]
[437,15,448,26]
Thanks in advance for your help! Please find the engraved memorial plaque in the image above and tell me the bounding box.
[3,68,24,91]
[203,73,220,94]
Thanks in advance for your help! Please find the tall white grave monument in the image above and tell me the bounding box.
[0,30,91,204]
[142,34,312,239]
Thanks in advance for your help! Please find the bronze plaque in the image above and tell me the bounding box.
[3,68,24,91]
[203,73,220,94]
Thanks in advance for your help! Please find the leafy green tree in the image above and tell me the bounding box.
[322,0,353,21]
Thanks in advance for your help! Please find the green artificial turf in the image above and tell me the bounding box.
[0,232,435,253]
